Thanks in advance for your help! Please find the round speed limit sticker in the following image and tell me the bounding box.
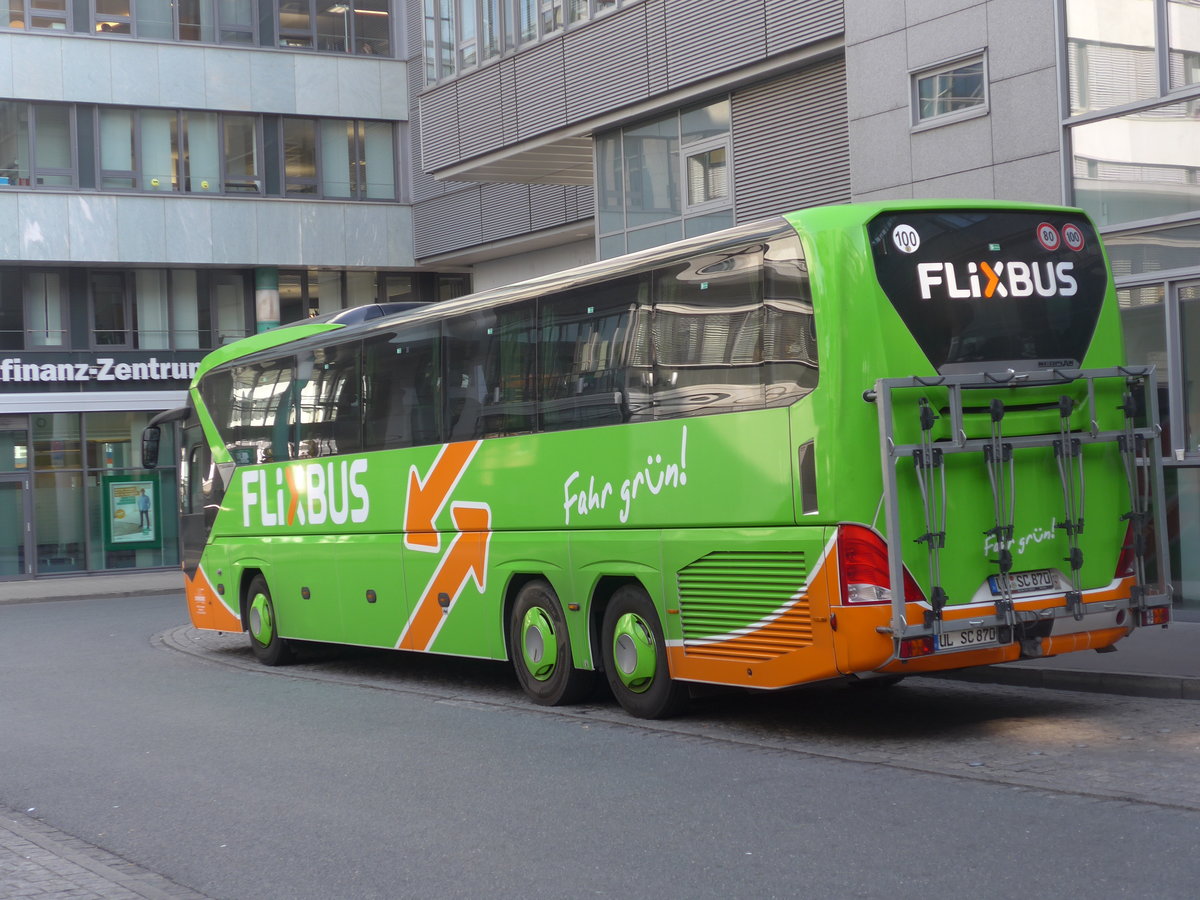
[892,223,920,254]
[1036,222,1061,251]
[1062,223,1085,251]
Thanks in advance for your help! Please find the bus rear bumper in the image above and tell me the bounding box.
[838,578,1167,677]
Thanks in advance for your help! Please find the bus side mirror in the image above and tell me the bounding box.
[142,426,161,470]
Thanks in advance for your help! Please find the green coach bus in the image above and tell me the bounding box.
[144,201,1172,718]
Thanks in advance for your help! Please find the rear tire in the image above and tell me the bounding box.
[601,584,687,719]
[509,579,594,706]
[246,574,295,666]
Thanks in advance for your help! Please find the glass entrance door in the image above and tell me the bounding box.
[0,476,31,579]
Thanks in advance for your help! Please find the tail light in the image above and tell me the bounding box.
[1140,606,1170,626]
[1115,522,1136,580]
[837,524,927,605]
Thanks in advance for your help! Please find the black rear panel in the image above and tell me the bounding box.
[868,209,1108,373]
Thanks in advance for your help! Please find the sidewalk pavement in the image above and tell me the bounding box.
[1,570,1197,700]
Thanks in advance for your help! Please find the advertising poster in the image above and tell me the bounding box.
[103,476,161,550]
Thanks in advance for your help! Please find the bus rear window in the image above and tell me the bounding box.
[867,210,1108,374]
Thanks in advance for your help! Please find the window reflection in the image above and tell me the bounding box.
[1071,102,1200,226]
[1180,283,1200,454]
[1169,0,1200,89]
[1065,0,1158,115]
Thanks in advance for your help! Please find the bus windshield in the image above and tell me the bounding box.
[867,209,1108,374]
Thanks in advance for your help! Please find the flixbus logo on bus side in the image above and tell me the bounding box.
[917,261,1078,301]
[241,460,369,528]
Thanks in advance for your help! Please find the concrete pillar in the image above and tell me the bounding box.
[255,267,280,333]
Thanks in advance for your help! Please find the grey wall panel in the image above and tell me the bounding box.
[458,66,507,159]
[419,82,462,171]
[563,7,650,122]
[530,185,569,230]
[664,0,765,90]
[413,189,484,257]
[731,58,851,222]
[514,41,568,140]
[766,0,844,55]
[481,184,533,241]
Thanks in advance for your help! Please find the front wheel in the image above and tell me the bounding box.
[509,579,594,706]
[601,584,687,719]
[246,574,295,666]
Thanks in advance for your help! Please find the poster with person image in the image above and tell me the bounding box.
[103,476,161,550]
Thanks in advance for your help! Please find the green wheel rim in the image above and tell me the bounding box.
[249,592,274,646]
[520,606,558,681]
[612,612,656,693]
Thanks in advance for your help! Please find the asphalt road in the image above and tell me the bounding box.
[2,595,1199,899]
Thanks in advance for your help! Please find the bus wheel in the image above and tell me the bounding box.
[247,575,294,666]
[509,580,594,706]
[601,585,687,720]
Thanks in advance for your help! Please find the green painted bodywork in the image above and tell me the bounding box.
[187,201,1135,678]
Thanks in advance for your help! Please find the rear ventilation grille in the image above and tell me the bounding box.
[677,551,811,661]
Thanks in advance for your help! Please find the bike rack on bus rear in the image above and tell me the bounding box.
[869,366,1173,646]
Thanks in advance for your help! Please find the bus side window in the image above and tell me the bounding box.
[362,323,442,450]
[297,342,362,458]
[539,274,643,432]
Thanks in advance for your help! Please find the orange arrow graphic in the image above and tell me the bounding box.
[399,503,492,651]
[404,441,481,552]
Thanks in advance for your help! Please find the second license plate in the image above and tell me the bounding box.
[937,625,1000,651]
[988,568,1055,596]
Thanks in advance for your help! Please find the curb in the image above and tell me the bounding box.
[0,589,183,605]
[940,665,1200,701]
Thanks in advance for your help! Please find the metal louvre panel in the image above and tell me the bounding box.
[405,0,421,58]
[574,185,595,219]
[418,83,461,172]
[481,183,532,241]
[765,0,843,55]
[408,63,446,202]
[501,58,520,145]
[458,66,506,160]
[530,184,569,230]
[646,0,668,95]
[515,41,568,139]
[677,551,812,660]
[564,5,652,121]
[665,0,766,91]
[413,189,483,257]
[732,58,850,223]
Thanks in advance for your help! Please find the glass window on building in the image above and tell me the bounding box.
[912,55,987,126]
[282,117,395,200]
[425,0,632,83]
[1066,0,1158,115]
[23,271,68,349]
[8,0,71,31]
[1169,0,1200,88]
[596,99,733,259]
[1070,101,1200,227]
[1181,282,1200,454]
[280,0,390,55]
[94,0,133,34]
[0,101,76,189]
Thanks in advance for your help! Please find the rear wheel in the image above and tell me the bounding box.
[509,580,594,706]
[247,574,295,666]
[601,584,687,719]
